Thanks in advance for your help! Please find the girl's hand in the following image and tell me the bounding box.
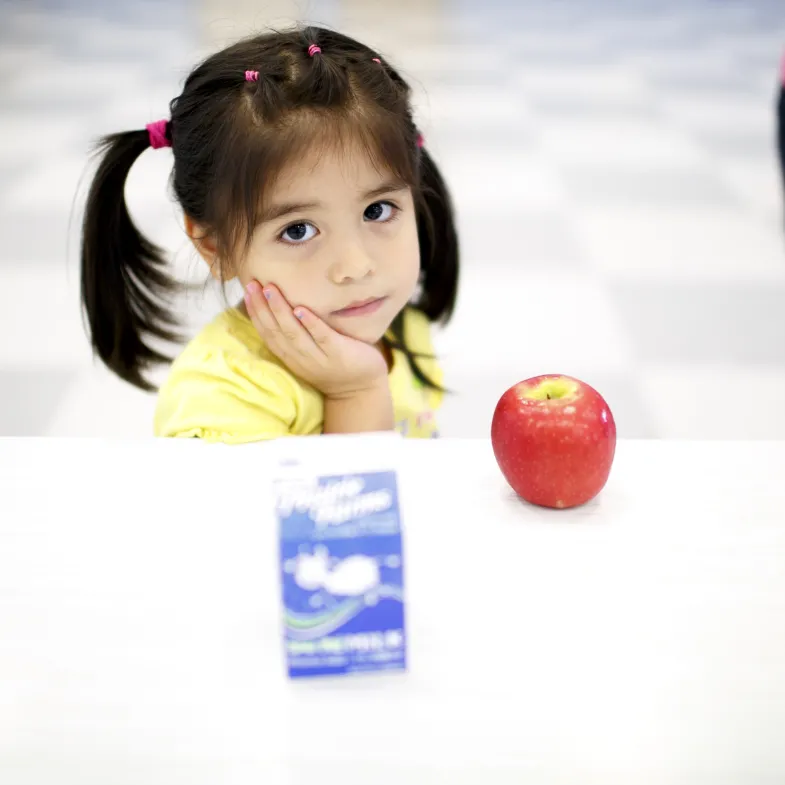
[244,281,389,399]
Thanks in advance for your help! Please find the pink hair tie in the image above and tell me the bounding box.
[372,57,381,64]
[146,119,171,150]
[308,44,321,57]
[416,133,424,148]
[245,70,259,82]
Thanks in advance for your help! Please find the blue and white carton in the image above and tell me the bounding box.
[272,434,407,679]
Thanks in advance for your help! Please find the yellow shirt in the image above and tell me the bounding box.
[154,306,443,443]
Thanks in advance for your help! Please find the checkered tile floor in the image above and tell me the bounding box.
[1,0,784,438]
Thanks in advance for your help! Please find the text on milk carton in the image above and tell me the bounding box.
[276,471,406,678]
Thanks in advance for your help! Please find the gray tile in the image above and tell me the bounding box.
[0,159,27,183]
[516,47,618,69]
[690,129,778,163]
[603,29,713,55]
[610,282,785,365]
[730,48,784,74]
[645,71,765,95]
[0,211,76,266]
[0,90,111,114]
[559,166,744,208]
[528,92,661,121]
[0,370,75,436]
[417,66,514,89]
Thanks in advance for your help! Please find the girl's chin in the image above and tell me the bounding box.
[330,321,389,345]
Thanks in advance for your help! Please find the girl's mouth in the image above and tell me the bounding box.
[331,296,388,317]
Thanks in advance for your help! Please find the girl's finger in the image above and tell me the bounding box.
[292,306,333,353]
[263,284,318,355]
[244,281,277,335]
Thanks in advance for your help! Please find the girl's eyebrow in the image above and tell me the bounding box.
[260,180,408,225]
[260,200,320,224]
[362,179,408,201]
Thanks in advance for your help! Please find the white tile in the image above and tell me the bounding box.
[4,61,150,102]
[620,47,742,74]
[457,209,589,270]
[433,268,634,376]
[575,206,785,283]
[514,64,650,101]
[715,159,783,220]
[1,157,90,212]
[415,84,532,130]
[0,267,92,368]
[47,366,158,438]
[440,150,569,212]
[659,94,773,136]
[0,121,86,167]
[539,118,707,168]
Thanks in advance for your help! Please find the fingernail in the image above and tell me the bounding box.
[245,281,259,297]
[263,288,272,300]
[294,308,304,320]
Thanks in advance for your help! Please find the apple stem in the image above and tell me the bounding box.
[546,394,551,400]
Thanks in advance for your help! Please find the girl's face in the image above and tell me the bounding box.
[237,141,421,345]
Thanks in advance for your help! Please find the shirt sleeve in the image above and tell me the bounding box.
[154,348,299,443]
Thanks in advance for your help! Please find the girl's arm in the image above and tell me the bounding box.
[323,381,394,434]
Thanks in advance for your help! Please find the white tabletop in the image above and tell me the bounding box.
[1,438,785,785]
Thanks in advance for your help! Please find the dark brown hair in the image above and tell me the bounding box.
[80,25,459,391]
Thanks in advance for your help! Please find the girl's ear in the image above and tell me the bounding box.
[184,214,223,281]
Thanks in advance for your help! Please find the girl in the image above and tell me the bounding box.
[80,26,459,442]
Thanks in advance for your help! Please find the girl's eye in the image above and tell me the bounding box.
[364,201,397,222]
[280,222,317,244]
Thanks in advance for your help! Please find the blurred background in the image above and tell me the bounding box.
[1,0,784,439]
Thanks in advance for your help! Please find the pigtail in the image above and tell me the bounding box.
[414,146,459,324]
[80,130,180,391]
[384,145,460,394]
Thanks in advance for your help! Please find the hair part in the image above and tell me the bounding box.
[79,25,459,391]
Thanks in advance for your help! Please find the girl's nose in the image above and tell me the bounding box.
[327,246,375,284]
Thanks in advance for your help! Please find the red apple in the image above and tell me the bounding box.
[491,375,616,509]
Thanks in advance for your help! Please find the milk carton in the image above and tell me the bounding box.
[273,434,407,679]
